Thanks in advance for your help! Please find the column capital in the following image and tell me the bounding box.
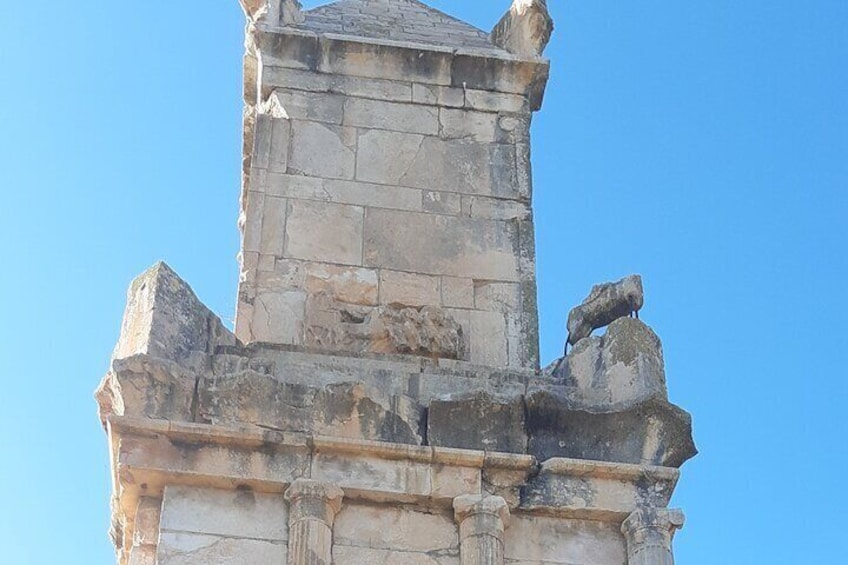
[284,479,344,526]
[453,494,511,526]
[621,507,685,547]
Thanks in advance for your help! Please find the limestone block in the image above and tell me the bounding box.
[319,37,454,86]
[267,174,423,212]
[262,66,413,103]
[412,83,464,108]
[265,88,343,124]
[305,263,378,306]
[567,274,644,346]
[504,515,626,565]
[334,504,458,552]
[157,532,286,565]
[525,394,698,467]
[132,497,162,546]
[96,356,195,426]
[255,258,306,290]
[344,98,439,135]
[423,190,461,215]
[128,546,156,565]
[464,89,529,114]
[242,190,264,253]
[288,120,356,180]
[431,463,483,500]
[451,55,549,111]
[258,195,287,256]
[251,114,273,170]
[284,200,364,265]
[550,317,668,410]
[268,117,291,173]
[428,392,527,454]
[442,277,474,309]
[470,310,509,367]
[439,108,501,143]
[363,209,520,281]
[250,290,306,344]
[197,373,425,444]
[380,270,441,307]
[491,0,554,58]
[160,486,288,541]
[112,262,237,363]
[311,452,432,499]
[475,282,522,313]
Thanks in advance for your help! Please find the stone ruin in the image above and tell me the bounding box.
[95,2,697,564]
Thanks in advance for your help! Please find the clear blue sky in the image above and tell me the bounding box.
[1,1,845,563]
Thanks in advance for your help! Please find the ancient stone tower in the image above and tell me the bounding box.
[96,2,697,564]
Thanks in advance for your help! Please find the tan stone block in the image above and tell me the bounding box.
[431,463,482,500]
[380,270,441,307]
[311,453,431,498]
[289,121,355,180]
[251,290,306,344]
[474,282,521,313]
[128,545,156,565]
[258,196,287,256]
[251,114,273,170]
[439,108,499,143]
[284,200,364,265]
[132,497,161,547]
[470,310,509,367]
[334,546,457,565]
[324,179,422,212]
[412,83,465,107]
[441,277,474,309]
[356,129,425,186]
[305,263,378,306]
[160,486,288,541]
[157,532,286,565]
[266,89,343,124]
[464,89,528,113]
[257,253,276,272]
[504,516,626,565]
[319,38,453,86]
[268,117,291,173]
[344,98,438,135]
[334,505,458,552]
[255,258,305,291]
[363,209,520,282]
[242,191,264,253]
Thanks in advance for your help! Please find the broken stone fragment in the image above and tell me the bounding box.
[566,274,644,346]
[239,0,303,25]
[428,391,527,454]
[545,317,667,411]
[112,262,237,367]
[491,0,554,58]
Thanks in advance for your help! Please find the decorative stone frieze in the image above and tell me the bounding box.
[284,479,344,565]
[621,507,685,565]
[453,495,510,565]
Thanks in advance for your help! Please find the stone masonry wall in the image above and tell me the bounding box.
[235,28,542,369]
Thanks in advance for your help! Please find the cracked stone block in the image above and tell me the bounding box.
[567,274,644,346]
[492,0,555,58]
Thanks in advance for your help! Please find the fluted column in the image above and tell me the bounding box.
[621,507,685,565]
[284,479,344,565]
[453,495,510,565]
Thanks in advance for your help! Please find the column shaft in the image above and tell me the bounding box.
[284,479,344,565]
[621,507,685,565]
[454,495,510,565]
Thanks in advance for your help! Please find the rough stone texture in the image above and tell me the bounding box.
[491,0,554,58]
[567,274,644,346]
[621,507,685,565]
[429,392,527,454]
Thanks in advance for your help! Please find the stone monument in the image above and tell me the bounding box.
[96,1,697,564]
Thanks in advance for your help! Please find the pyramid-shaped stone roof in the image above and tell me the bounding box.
[297,0,505,52]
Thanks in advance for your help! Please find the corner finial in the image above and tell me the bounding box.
[239,0,304,26]
[492,0,554,58]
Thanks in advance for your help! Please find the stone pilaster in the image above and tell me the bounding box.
[621,507,685,565]
[284,479,344,565]
[453,495,510,565]
[128,497,161,565]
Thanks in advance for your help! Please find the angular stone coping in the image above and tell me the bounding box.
[254,27,550,109]
[107,414,681,552]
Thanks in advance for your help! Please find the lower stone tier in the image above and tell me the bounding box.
[108,416,683,565]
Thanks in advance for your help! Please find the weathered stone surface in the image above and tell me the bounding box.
[284,200,364,265]
[621,507,685,565]
[112,262,237,364]
[304,263,378,306]
[491,0,554,58]
[335,504,458,553]
[545,317,668,410]
[157,532,286,565]
[504,515,626,565]
[288,121,356,179]
[304,293,466,360]
[525,394,697,467]
[197,373,425,445]
[567,274,644,346]
[95,355,195,427]
[379,270,441,307]
[428,392,527,454]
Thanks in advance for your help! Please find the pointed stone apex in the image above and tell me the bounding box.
[492,0,554,58]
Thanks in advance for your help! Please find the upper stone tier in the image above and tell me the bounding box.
[297,0,499,52]
[235,1,554,369]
